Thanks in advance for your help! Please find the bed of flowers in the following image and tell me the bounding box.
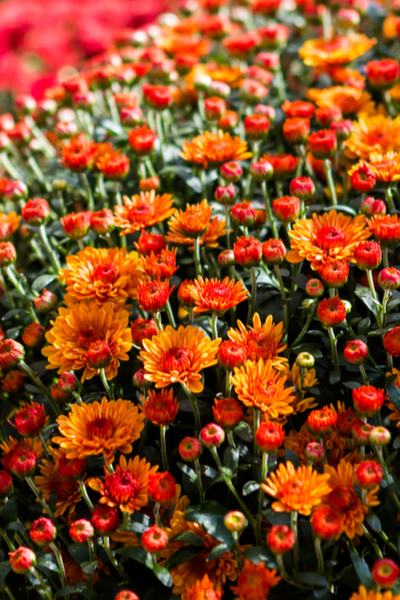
[1,1,400,599]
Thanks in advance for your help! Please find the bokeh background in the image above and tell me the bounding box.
[0,0,175,99]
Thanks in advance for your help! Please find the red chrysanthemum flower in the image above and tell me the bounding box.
[267,525,295,555]
[189,276,248,315]
[131,317,158,347]
[213,398,244,429]
[384,326,400,357]
[137,279,174,313]
[142,389,179,427]
[128,125,157,155]
[142,248,179,280]
[255,421,285,453]
[368,215,400,247]
[13,402,48,438]
[61,212,91,240]
[318,258,349,287]
[354,240,382,270]
[282,100,315,119]
[317,296,346,327]
[262,239,286,266]
[307,406,338,436]
[272,196,300,223]
[62,135,94,171]
[352,385,385,416]
[233,236,262,267]
[260,153,299,179]
[311,507,342,540]
[350,164,376,192]
[148,472,177,504]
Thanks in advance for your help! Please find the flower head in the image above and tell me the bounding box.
[384,326,400,357]
[287,210,370,269]
[181,130,252,169]
[230,559,281,600]
[184,575,222,600]
[261,461,331,515]
[114,191,175,235]
[318,296,346,327]
[59,247,142,305]
[88,455,157,514]
[137,279,174,313]
[142,389,179,426]
[34,449,82,517]
[299,34,376,69]
[231,358,295,419]
[189,276,248,315]
[53,397,145,466]
[140,325,220,393]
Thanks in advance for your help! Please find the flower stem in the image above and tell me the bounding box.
[160,426,168,472]
[100,369,114,400]
[327,327,340,374]
[314,537,324,573]
[79,480,94,510]
[182,382,201,437]
[247,266,257,325]
[211,313,219,340]
[256,452,268,545]
[19,361,59,414]
[5,267,39,323]
[39,224,61,273]
[31,568,54,600]
[291,510,299,571]
[361,523,383,558]
[194,458,205,503]
[80,172,94,211]
[385,186,395,212]
[323,159,337,205]
[103,536,132,582]
[26,476,56,524]
[274,265,288,344]
[193,237,203,276]
[253,408,260,480]
[261,181,278,239]
[50,542,69,598]
[286,299,318,356]
[164,300,176,328]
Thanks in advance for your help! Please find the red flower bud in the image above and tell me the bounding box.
[218,110,239,131]
[14,402,47,437]
[372,559,400,589]
[233,236,262,267]
[305,278,324,297]
[262,239,286,265]
[344,340,368,365]
[215,185,237,206]
[308,130,337,159]
[85,340,112,369]
[351,164,376,192]
[244,115,270,140]
[91,505,119,535]
[61,211,91,240]
[69,519,94,543]
[361,196,386,217]
[141,525,169,553]
[250,160,274,182]
[255,421,284,452]
[352,385,385,416]
[231,202,256,227]
[315,106,342,127]
[305,442,326,463]
[365,59,400,90]
[307,406,337,436]
[9,448,37,478]
[283,118,310,145]
[218,249,236,268]
[213,398,243,429]
[30,518,56,547]
[379,267,400,290]
[0,470,13,499]
[200,423,225,448]
[128,125,157,156]
[330,119,353,141]
[290,176,315,200]
[317,296,346,327]
[22,198,50,226]
[311,507,342,540]
[267,525,295,554]
[22,323,45,348]
[148,472,177,504]
[205,97,226,121]
[354,241,382,270]
[9,547,36,574]
[0,339,25,370]
[217,340,247,370]
[272,196,300,223]
[121,107,143,127]
[179,437,203,462]
[33,289,58,313]
[220,162,243,183]
[0,242,16,267]
[355,461,382,490]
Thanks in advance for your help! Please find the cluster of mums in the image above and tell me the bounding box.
[1,0,400,599]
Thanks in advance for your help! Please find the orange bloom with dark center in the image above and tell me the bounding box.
[228,313,287,370]
[59,247,142,305]
[114,191,175,235]
[230,559,281,600]
[88,455,157,514]
[321,460,379,538]
[307,87,373,115]
[53,397,145,466]
[184,574,222,600]
[34,448,82,517]
[345,114,400,160]
[62,135,94,171]
[299,34,376,69]
[287,209,370,269]
[261,461,331,515]
[181,130,252,169]
[142,248,179,280]
[142,389,179,426]
[42,301,132,382]
[137,279,174,312]
[384,326,400,357]
[0,212,21,241]
[368,214,400,246]
[140,325,221,393]
[318,258,349,287]
[231,358,295,419]
[189,276,248,315]
[260,153,298,179]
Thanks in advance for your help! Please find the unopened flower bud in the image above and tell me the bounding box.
[305,442,325,463]
[200,423,225,448]
[369,426,391,446]
[224,511,247,532]
[33,289,58,313]
[218,249,236,267]
[9,547,36,574]
[178,436,203,462]
[296,352,315,369]
[215,185,237,206]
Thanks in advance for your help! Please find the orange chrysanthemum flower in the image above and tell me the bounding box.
[189,276,248,315]
[59,247,142,305]
[349,586,400,600]
[160,504,239,595]
[140,325,220,393]
[299,34,376,69]
[184,574,222,600]
[42,301,132,382]
[348,153,400,183]
[287,209,370,270]
[231,358,295,419]
[53,397,145,466]
[345,114,400,160]
[142,388,179,426]
[114,190,175,235]
[142,248,179,280]
[321,460,379,538]
[231,559,280,600]
[34,448,82,517]
[88,454,158,514]
[261,461,331,516]
[307,87,373,115]
[228,313,287,371]
[368,214,400,246]
[181,130,252,169]
[186,64,244,90]
[0,211,21,241]
[166,200,227,248]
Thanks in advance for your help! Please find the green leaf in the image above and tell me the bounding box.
[365,513,381,532]
[0,499,17,527]
[177,462,197,483]
[7,521,26,531]
[234,422,253,442]
[223,447,239,471]
[81,561,98,575]
[242,481,260,496]
[358,318,371,335]
[67,543,90,565]
[185,501,228,523]
[171,532,204,546]
[153,566,173,587]
[386,382,400,413]
[206,544,231,562]
[1,309,23,321]
[244,546,276,568]
[0,562,11,588]
[32,274,57,292]
[115,547,147,565]
[55,584,88,598]
[324,204,356,216]
[355,285,378,318]
[350,552,374,588]
[36,555,59,573]
[165,546,203,570]
[291,572,329,589]
[329,369,341,385]
[285,449,300,469]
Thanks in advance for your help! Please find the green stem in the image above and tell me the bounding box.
[256,452,268,545]
[39,225,61,273]
[0,271,15,308]
[327,327,340,374]
[194,458,205,503]
[100,369,114,400]
[113,181,123,206]
[3,584,17,600]
[160,426,168,472]
[79,480,94,510]
[0,152,21,179]
[361,524,383,558]
[261,181,278,239]
[164,300,176,328]
[5,267,38,323]
[182,382,201,437]
[291,510,299,571]
[359,364,369,385]
[19,361,59,414]
[193,237,203,276]
[224,206,231,249]
[50,542,69,599]
[211,313,219,340]
[324,159,337,205]
[27,154,51,192]
[274,265,288,344]
[247,266,257,325]
[253,408,260,480]
[103,536,132,582]
[314,537,324,573]
[31,568,54,600]
[80,173,94,211]
[385,187,396,212]
[26,477,56,524]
